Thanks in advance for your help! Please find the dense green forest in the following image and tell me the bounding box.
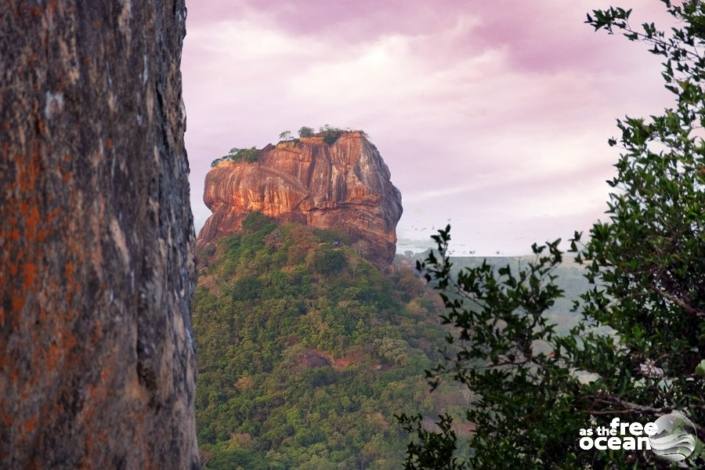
[192,213,592,468]
[193,213,466,469]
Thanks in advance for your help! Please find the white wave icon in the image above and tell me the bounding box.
[648,411,697,462]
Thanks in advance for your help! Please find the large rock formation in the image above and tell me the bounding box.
[198,131,403,265]
[0,2,198,468]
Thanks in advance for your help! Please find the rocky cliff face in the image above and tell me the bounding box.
[198,131,403,265]
[0,2,198,468]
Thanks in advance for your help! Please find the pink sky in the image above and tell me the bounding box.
[183,0,673,255]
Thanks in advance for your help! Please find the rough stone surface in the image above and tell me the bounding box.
[0,2,198,468]
[198,132,403,265]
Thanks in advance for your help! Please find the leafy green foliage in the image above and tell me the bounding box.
[319,125,345,145]
[402,236,593,468]
[401,2,705,468]
[194,213,461,469]
[398,413,465,470]
[311,249,347,275]
[298,126,315,138]
[211,126,367,168]
[211,147,261,167]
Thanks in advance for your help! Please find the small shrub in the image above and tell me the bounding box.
[312,249,347,275]
[232,147,260,163]
[231,276,263,301]
[298,126,314,138]
[242,212,276,234]
[211,147,261,167]
[319,125,344,145]
[210,156,226,167]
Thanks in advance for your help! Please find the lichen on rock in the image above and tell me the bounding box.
[0,1,199,468]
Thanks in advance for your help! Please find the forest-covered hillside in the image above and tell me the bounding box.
[193,214,465,469]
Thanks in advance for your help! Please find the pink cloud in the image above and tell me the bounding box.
[183,0,675,255]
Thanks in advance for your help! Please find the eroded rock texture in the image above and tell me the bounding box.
[198,131,403,265]
[0,2,198,468]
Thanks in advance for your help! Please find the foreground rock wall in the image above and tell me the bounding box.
[198,132,403,265]
[0,2,198,468]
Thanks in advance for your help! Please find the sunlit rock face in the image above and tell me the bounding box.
[198,131,403,266]
[0,1,199,468]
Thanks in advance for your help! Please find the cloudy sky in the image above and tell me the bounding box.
[182,0,672,255]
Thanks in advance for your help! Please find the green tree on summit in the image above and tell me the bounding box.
[298,126,315,138]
